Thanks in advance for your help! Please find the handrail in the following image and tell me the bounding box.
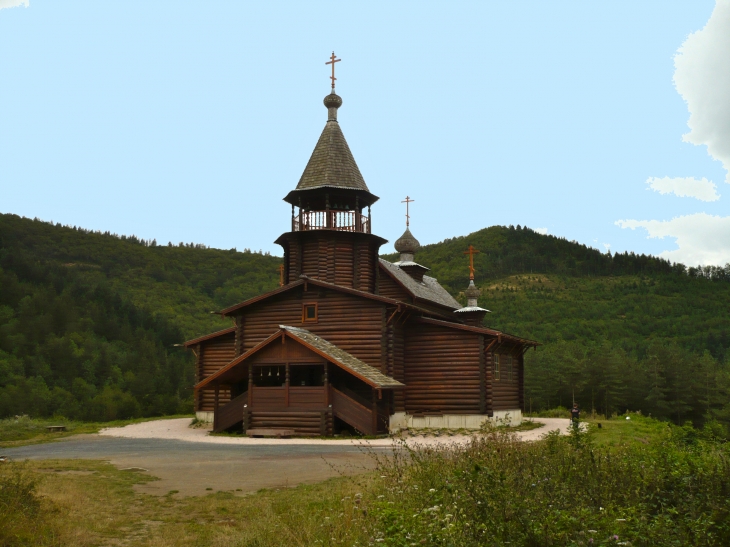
[214,390,247,433]
[330,386,374,435]
[293,210,370,233]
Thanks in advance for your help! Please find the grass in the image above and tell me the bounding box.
[0,415,194,449]
[3,413,729,546]
[0,458,377,546]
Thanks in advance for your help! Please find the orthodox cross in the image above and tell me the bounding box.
[325,52,341,90]
[463,245,480,280]
[401,196,414,227]
[278,264,285,287]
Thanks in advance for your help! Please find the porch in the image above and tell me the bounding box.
[196,326,403,437]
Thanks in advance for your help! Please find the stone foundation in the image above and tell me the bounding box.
[195,411,215,423]
[389,410,522,432]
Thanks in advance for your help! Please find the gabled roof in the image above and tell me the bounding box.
[415,317,539,347]
[217,275,456,321]
[294,118,369,193]
[379,259,462,310]
[183,326,236,347]
[194,326,404,390]
[281,326,403,388]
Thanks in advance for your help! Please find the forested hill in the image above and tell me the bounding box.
[383,224,726,294]
[0,213,280,420]
[2,214,729,425]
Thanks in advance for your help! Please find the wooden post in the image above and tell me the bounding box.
[213,385,220,431]
[325,193,331,228]
[323,362,329,406]
[248,365,253,407]
[371,390,378,435]
[479,335,486,414]
[285,363,290,407]
[235,317,244,357]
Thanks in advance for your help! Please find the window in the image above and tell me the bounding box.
[302,303,318,323]
[506,355,513,382]
[253,365,285,387]
[290,364,325,387]
[493,353,500,381]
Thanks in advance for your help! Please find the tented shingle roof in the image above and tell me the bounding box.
[295,120,369,192]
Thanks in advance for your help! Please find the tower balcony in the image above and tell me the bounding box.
[292,210,370,234]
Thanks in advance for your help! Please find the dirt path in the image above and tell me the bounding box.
[99,417,572,446]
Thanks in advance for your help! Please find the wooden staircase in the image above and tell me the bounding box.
[212,386,379,436]
[213,391,247,433]
[330,387,376,435]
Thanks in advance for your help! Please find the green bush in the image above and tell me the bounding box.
[364,419,730,546]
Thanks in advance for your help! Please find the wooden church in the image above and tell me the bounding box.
[185,59,537,436]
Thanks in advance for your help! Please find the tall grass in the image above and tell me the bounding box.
[0,463,55,546]
[361,417,730,546]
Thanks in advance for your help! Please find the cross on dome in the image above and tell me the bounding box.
[401,196,414,227]
[325,52,341,90]
[463,245,480,280]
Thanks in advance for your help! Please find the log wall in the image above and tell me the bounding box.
[378,273,411,302]
[404,323,482,414]
[196,331,236,411]
[280,232,380,293]
[239,286,386,372]
[491,349,521,411]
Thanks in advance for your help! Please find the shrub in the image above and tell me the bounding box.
[364,421,730,546]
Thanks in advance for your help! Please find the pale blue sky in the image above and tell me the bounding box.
[1,1,728,265]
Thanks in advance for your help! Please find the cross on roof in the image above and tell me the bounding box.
[278,264,285,287]
[325,52,341,90]
[463,245,480,280]
[401,196,414,227]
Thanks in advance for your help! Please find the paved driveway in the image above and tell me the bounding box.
[3,418,570,496]
[3,435,379,496]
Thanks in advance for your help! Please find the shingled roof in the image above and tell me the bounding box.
[295,116,369,192]
[194,325,404,390]
[281,326,403,388]
[379,259,462,310]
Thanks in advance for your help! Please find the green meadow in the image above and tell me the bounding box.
[3,414,729,547]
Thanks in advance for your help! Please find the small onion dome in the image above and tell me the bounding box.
[465,279,481,299]
[323,92,343,109]
[394,228,421,254]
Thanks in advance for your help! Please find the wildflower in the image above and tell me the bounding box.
[429,488,436,493]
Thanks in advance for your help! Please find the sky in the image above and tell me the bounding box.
[1,1,729,266]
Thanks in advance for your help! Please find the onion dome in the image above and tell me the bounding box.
[465,279,481,304]
[394,228,421,256]
[323,92,343,120]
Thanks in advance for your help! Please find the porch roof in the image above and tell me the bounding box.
[194,326,404,390]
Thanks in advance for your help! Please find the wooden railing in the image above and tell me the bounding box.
[213,390,247,433]
[330,386,374,435]
[292,210,370,233]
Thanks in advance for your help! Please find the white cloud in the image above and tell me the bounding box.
[534,227,548,235]
[674,0,730,183]
[603,243,611,252]
[0,0,29,10]
[646,176,719,201]
[616,213,730,266]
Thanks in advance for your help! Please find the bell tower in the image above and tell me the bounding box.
[275,54,387,291]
